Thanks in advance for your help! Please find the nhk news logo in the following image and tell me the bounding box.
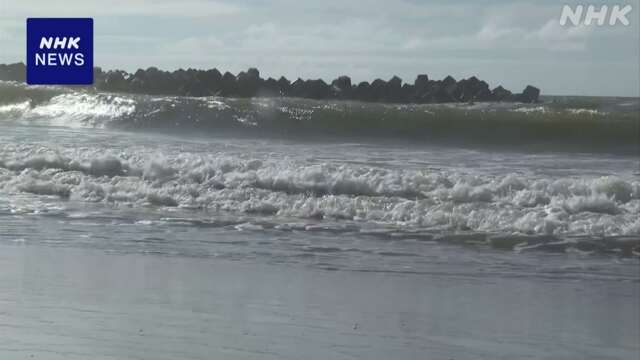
[26,18,94,85]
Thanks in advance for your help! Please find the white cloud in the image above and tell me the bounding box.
[531,20,592,51]
[163,35,225,55]
[0,0,243,18]
[402,16,593,53]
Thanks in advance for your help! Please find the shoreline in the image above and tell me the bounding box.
[1,242,638,360]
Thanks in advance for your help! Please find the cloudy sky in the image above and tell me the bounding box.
[1,0,638,96]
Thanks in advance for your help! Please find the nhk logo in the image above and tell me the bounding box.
[27,18,93,85]
[560,4,633,26]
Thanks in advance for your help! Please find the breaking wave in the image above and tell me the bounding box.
[1,81,638,153]
[1,143,639,256]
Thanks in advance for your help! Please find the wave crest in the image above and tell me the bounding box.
[1,81,638,153]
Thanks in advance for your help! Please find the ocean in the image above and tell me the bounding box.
[0,80,639,359]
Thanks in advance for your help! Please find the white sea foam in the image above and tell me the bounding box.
[6,93,137,128]
[0,101,31,115]
[1,144,638,241]
[566,108,603,116]
[512,106,547,114]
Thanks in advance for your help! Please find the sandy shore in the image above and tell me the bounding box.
[0,243,638,360]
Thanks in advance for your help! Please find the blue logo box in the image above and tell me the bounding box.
[27,18,93,85]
